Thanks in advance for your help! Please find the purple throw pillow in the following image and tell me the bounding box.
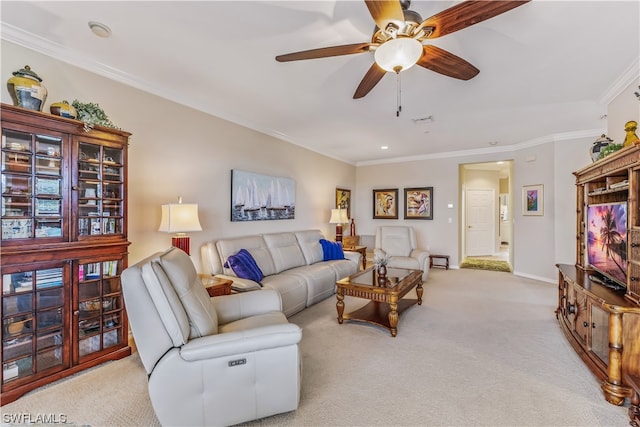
[224,249,264,283]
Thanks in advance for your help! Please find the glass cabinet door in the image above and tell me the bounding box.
[1,130,64,241]
[2,264,67,384]
[77,142,123,237]
[77,259,125,359]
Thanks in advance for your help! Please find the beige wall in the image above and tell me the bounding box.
[1,41,355,272]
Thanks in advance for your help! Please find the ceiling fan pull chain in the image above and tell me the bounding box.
[396,70,402,117]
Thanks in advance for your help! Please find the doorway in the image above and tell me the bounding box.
[460,161,513,269]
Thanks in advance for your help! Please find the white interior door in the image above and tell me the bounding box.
[466,188,495,256]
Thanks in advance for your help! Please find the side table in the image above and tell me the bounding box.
[199,274,233,297]
[344,245,367,270]
[429,254,449,270]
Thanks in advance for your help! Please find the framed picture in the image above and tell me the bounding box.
[373,189,398,219]
[522,184,543,216]
[336,188,351,219]
[231,169,295,221]
[404,187,433,220]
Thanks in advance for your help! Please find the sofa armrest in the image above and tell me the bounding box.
[212,289,282,324]
[343,250,361,266]
[179,322,302,361]
[213,274,261,292]
[410,249,430,268]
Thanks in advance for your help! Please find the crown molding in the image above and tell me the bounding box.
[355,129,604,167]
[599,58,640,105]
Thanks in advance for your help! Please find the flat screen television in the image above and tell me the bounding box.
[586,201,628,289]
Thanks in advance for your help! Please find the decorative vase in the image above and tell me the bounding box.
[377,264,387,286]
[7,65,47,111]
[50,101,77,119]
[350,218,356,236]
[590,134,613,162]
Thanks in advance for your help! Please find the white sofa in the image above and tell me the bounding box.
[201,229,361,317]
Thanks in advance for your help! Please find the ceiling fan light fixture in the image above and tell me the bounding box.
[374,37,422,73]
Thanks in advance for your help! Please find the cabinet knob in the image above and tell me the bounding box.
[72,186,79,191]
[631,242,639,248]
[567,302,576,314]
[632,277,639,282]
[583,321,589,327]
[592,322,596,328]
[73,310,80,316]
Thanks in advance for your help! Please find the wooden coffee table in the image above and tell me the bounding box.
[335,267,423,337]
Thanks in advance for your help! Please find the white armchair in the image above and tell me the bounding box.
[122,247,302,426]
[375,226,430,281]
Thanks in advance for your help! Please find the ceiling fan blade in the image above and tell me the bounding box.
[365,0,405,31]
[276,43,373,62]
[417,45,479,80]
[353,62,386,99]
[420,0,530,39]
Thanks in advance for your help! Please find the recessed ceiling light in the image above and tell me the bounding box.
[496,161,504,165]
[88,21,112,38]
[381,146,389,150]
[489,141,498,146]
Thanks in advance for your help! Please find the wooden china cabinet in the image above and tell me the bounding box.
[556,143,640,408]
[0,103,131,405]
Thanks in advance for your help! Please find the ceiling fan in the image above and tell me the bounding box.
[276,0,530,100]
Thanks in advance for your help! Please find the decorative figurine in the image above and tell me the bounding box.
[623,121,639,147]
[6,65,47,111]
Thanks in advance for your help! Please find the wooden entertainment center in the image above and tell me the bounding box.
[557,144,640,409]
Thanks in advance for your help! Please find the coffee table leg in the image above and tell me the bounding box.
[336,290,345,324]
[417,282,423,306]
[388,301,398,337]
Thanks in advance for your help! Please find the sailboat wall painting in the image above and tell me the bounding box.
[231,170,295,222]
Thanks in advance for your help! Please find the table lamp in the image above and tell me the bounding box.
[329,208,349,242]
[159,197,202,255]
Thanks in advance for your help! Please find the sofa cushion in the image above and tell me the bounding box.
[263,232,306,274]
[216,235,276,277]
[376,226,413,257]
[224,249,264,283]
[261,273,308,317]
[319,239,345,261]
[156,248,219,338]
[286,263,337,306]
[294,230,325,265]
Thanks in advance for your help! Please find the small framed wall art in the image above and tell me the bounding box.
[522,184,543,216]
[373,188,398,219]
[336,188,351,219]
[404,187,433,220]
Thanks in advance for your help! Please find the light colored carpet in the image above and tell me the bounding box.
[1,268,630,426]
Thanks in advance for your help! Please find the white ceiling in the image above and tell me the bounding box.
[1,1,639,165]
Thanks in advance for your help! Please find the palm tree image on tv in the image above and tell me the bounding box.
[587,203,627,285]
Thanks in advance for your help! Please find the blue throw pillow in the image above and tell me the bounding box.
[319,239,345,261]
[224,249,264,283]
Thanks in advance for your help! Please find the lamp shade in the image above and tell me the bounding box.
[374,37,423,72]
[329,208,349,224]
[159,203,202,233]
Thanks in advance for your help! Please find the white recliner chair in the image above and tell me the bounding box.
[375,226,430,281]
[121,247,302,426]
